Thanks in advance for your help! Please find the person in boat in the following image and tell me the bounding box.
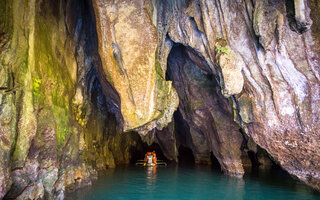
[144,152,150,162]
[152,151,157,164]
[144,151,157,164]
[145,152,152,164]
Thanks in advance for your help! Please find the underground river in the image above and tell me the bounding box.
[67,165,320,200]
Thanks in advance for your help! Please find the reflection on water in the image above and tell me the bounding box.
[145,166,157,187]
[225,175,246,200]
[67,165,320,200]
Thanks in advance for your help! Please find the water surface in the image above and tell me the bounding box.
[67,165,320,200]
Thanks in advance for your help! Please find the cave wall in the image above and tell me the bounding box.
[166,45,244,176]
[91,0,320,191]
[0,0,320,198]
[91,0,179,134]
[0,0,145,199]
[166,0,320,190]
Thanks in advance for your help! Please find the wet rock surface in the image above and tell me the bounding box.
[167,45,244,176]
[0,0,148,199]
[155,0,320,190]
[92,0,179,134]
[0,0,319,198]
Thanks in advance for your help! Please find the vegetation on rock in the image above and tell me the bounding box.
[0,0,319,199]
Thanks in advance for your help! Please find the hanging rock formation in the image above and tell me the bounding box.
[160,0,319,190]
[0,0,320,198]
[92,0,179,134]
[91,0,320,190]
[0,0,147,199]
[167,45,244,176]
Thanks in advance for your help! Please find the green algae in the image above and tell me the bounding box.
[32,77,41,96]
[215,44,230,55]
[153,50,177,121]
[30,3,78,151]
[52,105,72,148]
[215,37,229,57]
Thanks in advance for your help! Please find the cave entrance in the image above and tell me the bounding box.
[285,0,308,33]
[247,150,260,168]
[178,146,195,165]
[210,152,222,170]
[129,140,168,164]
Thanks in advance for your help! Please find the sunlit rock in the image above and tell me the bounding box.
[0,0,320,198]
[217,49,245,97]
[92,0,178,134]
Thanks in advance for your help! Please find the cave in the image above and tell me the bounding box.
[0,0,320,199]
[210,152,222,170]
[177,146,195,166]
[165,43,246,172]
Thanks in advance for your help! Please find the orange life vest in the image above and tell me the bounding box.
[145,152,157,164]
[152,153,157,164]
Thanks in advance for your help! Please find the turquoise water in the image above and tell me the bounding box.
[67,165,320,200]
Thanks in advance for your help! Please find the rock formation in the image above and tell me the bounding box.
[0,0,319,198]
[92,0,179,134]
[0,0,146,199]
[166,45,244,176]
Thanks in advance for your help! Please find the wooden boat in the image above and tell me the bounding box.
[135,160,167,166]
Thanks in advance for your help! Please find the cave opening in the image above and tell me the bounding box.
[247,150,260,168]
[285,0,298,32]
[166,42,231,169]
[129,141,169,164]
[70,0,312,192]
[86,67,172,167]
[178,146,195,165]
[285,0,308,33]
[210,152,222,170]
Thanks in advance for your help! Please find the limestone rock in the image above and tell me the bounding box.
[0,92,15,199]
[0,0,320,197]
[217,49,245,97]
[237,93,254,124]
[253,0,284,50]
[92,0,178,134]
[293,0,312,32]
[155,122,178,162]
[16,182,45,200]
[0,0,147,198]
[167,46,244,176]
[161,0,320,190]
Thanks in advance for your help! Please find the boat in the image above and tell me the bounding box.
[135,160,167,166]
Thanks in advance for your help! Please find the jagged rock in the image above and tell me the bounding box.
[155,122,178,162]
[167,45,244,176]
[217,49,245,97]
[253,0,284,50]
[293,0,312,32]
[237,93,254,124]
[0,12,16,199]
[0,0,320,197]
[92,0,178,134]
[0,93,15,198]
[16,182,45,200]
[162,0,320,190]
[0,0,150,198]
